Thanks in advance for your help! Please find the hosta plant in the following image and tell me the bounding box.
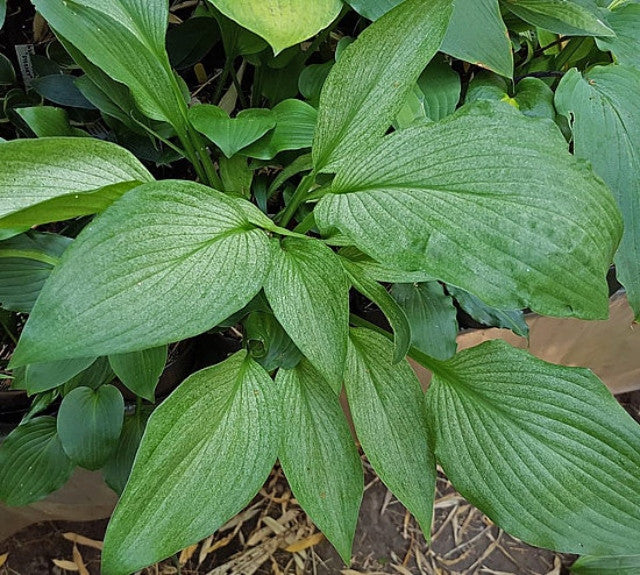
[1,0,640,573]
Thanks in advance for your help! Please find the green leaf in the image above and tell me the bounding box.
[315,102,622,320]
[555,66,640,318]
[448,285,529,337]
[313,0,454,172]
[342,258,411,363]
[219,155,254,198]
[391,282,458,361]
[417,57,461,122]
[263,238,348,391]
[0,53,14,85]
[109,346,168,402]
[0,0,6,29]
[0,231,71,313]
[242,99,317,160]
[33,0,185,125]
[62,357,114,395]
[102,351,278,575]
[0,137,153,228]
[425,340,640,555]
[596,4,640,68]
[502,0,615,36]
[345,329,436,536]
[57,384,124,470]
[21,357,97,395]
[208,0,342,54]
[338,246,434,284]
[571,554,640,574]
[188,105,276,158]
[276,360,363,562]
[345,0,401,20]
[0,416,74,506]
[244,311,303,371]
[15,106,81,137]
[10,180,271,367]
[103,412,147,495]
[441,0,513,78]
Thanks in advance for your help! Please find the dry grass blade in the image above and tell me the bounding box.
[179,543,198,566]
[284,532,325,553]
[72,544,90,575]
[52,558,80,571]
[0,553,8,568]
[63,532,104,551]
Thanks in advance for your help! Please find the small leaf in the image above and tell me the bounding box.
[109,346,168,402]
[102,412,147,495]
[0,416,74,506]
[277,360,363,562]
[345,0,402,20]
[391,282,458,361]
[0,138,153,228]
[555,65,640,318]
[571,554,640,574]
[57,385,124,470]
[21,357,97,395]
[342,258,411,363]
[188,105,276,158]
[448,285,529,337]
[596,4,640,69]
[16,106,78,137]
[207,0,342,54]
[345,329,436,537]
[425,340,640,555]
[338,246,434,284]
[242,99,317,160]
[102,351,278,575]
[417,57,462,122]
[264,238,349,391]
[313,0,453,172]
[11,181,271,367]
[244,311,303,371]
[503,0,614,36]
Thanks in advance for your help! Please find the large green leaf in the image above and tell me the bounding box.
[208,0,342,54]
[313,0,453,172]
[571,554,640,574]
[277,360,363,562]
[0,232,71,313]
[0,416,74,506]
[555,65,640,318]
[345,329,436,537]
[390,282,458,361]
[441,0,513,78]
[502,0,614,36]
[315,102,622,320]
[0,138,152,228]
[109,345,168,402]
[342,258,411,363]
[32,0,184,125]
[10,181,271,367]
[596,4,640,68]
[425,340,640,555]
[102,351,278,575]
[263,238,348,391]
[57,384,124,470]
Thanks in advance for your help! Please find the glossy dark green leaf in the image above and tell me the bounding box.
[188,105,276,158]
[391,282,458,361]
[102,352,278,575]
[57,384,124,470]
[244,311,303,371]
[0,416,74,506]
[31,74,95,108]
[502,0,614,36]
[33,0,185,126]
[103,412,147,495]
[263,238,349,391]
[62,357,114,395]
[571,554,640,574]
[11,181,271,367]
[315,102,621,320]
[596,4,640,69]
[277,360,363,562]
[425,340,640,555]
[0,138,153,228]
[0,231,71,313]
[109,346,168,402]
[166,17,220,70]
[21,357,96,395]
[242,99,317,160]
[313,0,453,172]
[342,258,411,363]
[441,0,513,77]
[208,0,342,54]
[448,285,529,337]
[555,65,640,318]
[0,53,15,85]
[345,329,436,537]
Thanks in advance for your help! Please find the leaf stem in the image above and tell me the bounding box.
[277,172,317,228]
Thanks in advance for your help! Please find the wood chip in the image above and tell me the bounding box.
[284,532,325,553]
[52,559,80,571]
[179,543,198,566]
[63,532,104,551]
